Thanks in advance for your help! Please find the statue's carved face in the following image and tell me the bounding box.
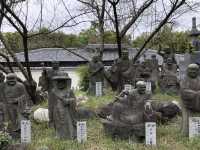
[138,85,146,94]
[56,79,71,90]
[56,79,67,89]
[52,62,59,70]
[188,68,199,78]
[122,52,128,60]
[6,77,16,86]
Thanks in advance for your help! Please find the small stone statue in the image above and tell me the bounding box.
[0,71,5,130]
[42,61,60,127]
[88,55,104,95]
[150,54,159,82]
[135,61,156,93]
[2,73,29,138]
[105,50,131,92]
[180,64,200,136]
[102,81,155,141]
[158,58,179,94]
[52,72,77,139]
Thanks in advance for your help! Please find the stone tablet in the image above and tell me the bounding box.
[146,82,152,93]
[21,120,31,143]
[96,82,103,97]
[189,117,200,138]
[145,122,156,146]
[77,121,87,143]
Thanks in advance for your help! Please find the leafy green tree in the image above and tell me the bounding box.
[133,25,190,54]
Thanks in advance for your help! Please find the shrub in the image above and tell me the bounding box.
[0,131,11,150]
[76,65,89,91]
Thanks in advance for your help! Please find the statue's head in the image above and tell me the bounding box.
[166,57,173,66]
[0,71,5,83]
[92,56,99,63]
[53,72,71,90]
[164,47,171,54]
[121,50,129,60]
[187,63,199,78]
[6,73,17,86]
[52,61,59,70]
[136,81,146,94]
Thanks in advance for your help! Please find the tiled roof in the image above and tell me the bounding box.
[1,47,164,65]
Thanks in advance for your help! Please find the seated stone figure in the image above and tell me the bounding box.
[180,64,200,136]
[101,81,155,141]
[52,72,77,139]
[158,58,179,94]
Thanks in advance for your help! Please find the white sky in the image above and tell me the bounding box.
[1,0,200,38]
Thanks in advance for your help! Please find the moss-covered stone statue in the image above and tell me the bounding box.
[101,81,156,141]
[105,50,132,92]
[2,73,30,139]
[88,55,104,96]
[180,64,200,136]
[41,61,60,127]
[158,57,179,94]
[52,72,77,139]
[0,71,5,130]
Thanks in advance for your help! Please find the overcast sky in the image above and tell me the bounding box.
[1,0,200,38]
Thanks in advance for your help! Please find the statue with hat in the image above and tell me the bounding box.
[52,71,77,139]
[2,73,30,138]
[180,63,200,136]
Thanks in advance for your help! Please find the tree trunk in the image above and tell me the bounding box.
[113,3,122,58]
[99,22,104,59]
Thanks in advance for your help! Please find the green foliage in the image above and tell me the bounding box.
[0,131,11,150]
[133,25,191,53]
[76,65,90,91]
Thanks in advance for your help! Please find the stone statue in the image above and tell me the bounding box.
[158,58,179,94]
[42,61,60,127]
[135,61,156,93]
[105,50,131,92]
[88,55,104,95]
[102,81,155,141]
[2,73,29,138]
[180,64,200,136]
[150,54,159,82]
[158,47,177,64]
[0,71,5,130]
[52,72,77,139]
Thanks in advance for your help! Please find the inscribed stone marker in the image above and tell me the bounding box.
[96,82,102,96]
[77,121,87,143]
[21,120,31,143]
[145,122,156,146]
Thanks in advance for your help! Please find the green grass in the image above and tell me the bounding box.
[25,90,200,150]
